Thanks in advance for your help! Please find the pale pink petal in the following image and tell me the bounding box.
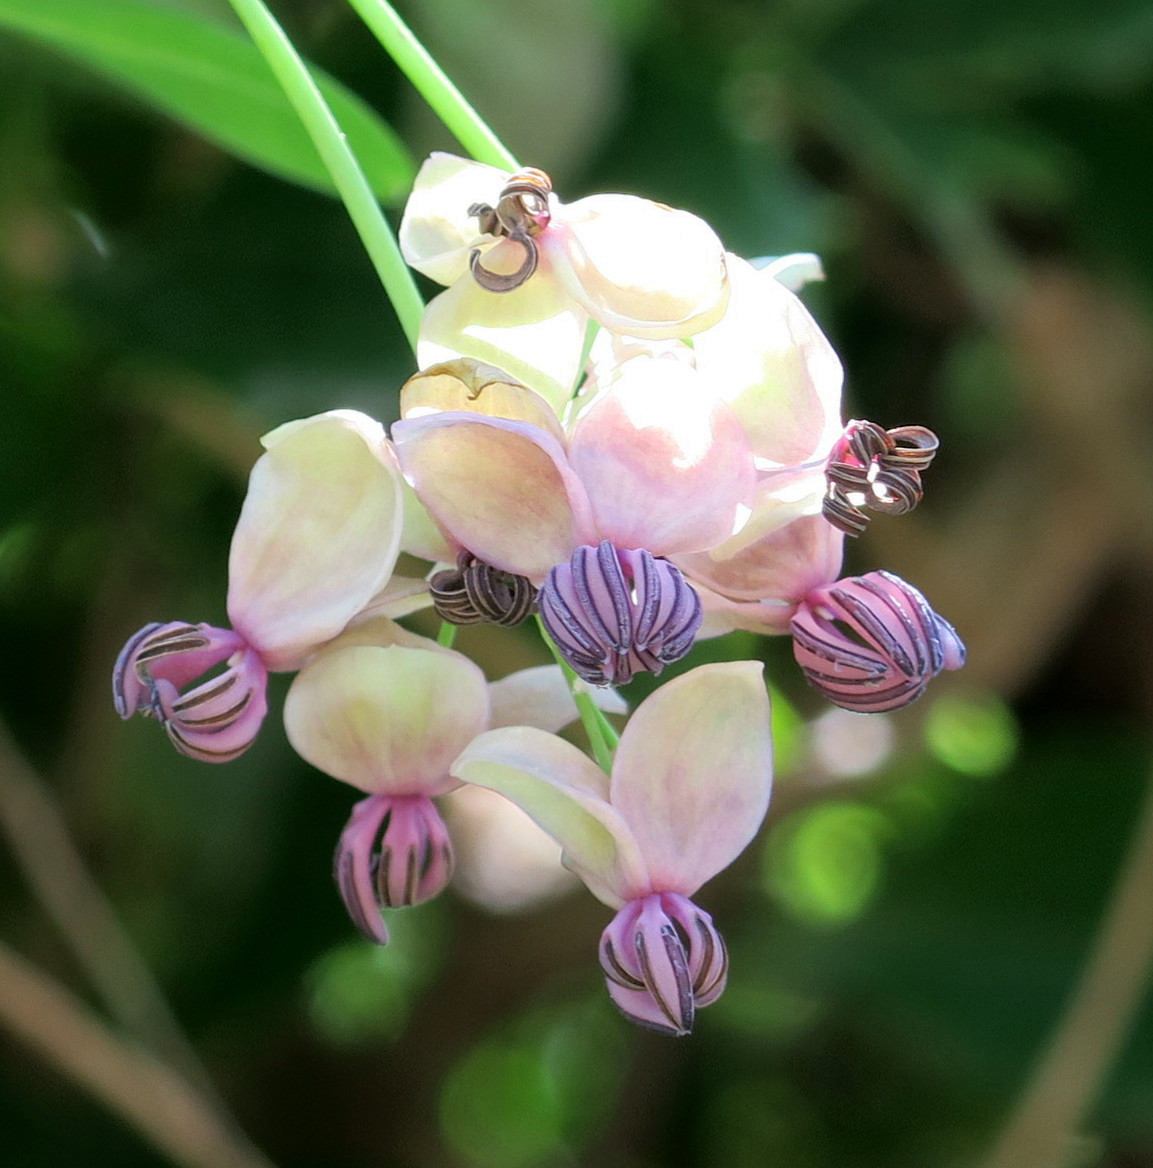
[579,332,692,411]
[398,152,509,285]
[451,727,649,907]
[226,411,403,670]
[567,358,754,555]
[692,255,844,467]
[284,644,490,797]
[675,513,844,604]
[542,194,728,338]
[392,413,595,577]
[487,665,628,733]
[445,785,579,913]
[610,662,773,896]
[691,583,801,638]
[703,466,828,564]
[416,261,589,417]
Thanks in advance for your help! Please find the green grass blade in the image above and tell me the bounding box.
[344,0,519,171]
[0,0,414,202]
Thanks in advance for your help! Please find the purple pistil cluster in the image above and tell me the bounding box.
[539,542,702,687]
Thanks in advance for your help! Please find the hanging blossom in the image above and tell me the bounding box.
[392,355,756,685]
[452,661,772,1035]
[282,618,625,944]
[398,153,731,412]
[113,411,406,761]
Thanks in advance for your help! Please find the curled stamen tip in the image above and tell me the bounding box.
[791,571,965,713]
[430,551,537,628]
[824,419,940,536]
[504,167,553,195]
[112,621,166,717]
[469,235,539,293]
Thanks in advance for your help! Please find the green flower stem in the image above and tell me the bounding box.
[344,0,519,171]
[535,617,619,773]
[227,0,424,352]
[436,621,457,648]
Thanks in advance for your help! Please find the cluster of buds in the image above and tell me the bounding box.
[113,154,964,1035]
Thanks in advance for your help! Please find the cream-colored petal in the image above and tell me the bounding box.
[226,411,403,670]
[543,193,728,339]
[417,265,588,416]
[284,644,490,797]
[400,358,566,442]
[316,613,437,653]
[452,726,649,906]
[398,152,509,285]
[398,473,459,564]
[366,579,435,620]
[758,252,825,292]
[610,662,773,896]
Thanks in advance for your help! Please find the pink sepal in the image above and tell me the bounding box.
[567,361,755,556]
[392,412,596,577]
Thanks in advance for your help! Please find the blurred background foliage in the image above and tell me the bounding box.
[1,0,1152,1165]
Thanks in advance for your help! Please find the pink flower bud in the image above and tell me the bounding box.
[791,571,965,712]
[599,893,728,1036]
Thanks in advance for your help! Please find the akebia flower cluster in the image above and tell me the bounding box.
[112,153,965,1036]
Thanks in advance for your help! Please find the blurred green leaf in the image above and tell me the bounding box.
[305,909,448,1047]
[764,801,896,928]
[0,0,414,200]
[439,999,626,1168]
[924,691,1019,778]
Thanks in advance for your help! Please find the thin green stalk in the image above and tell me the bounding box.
[227,0,424,351]
[436,621,457,648]
[535,617,618,773]
[344,0,519,171]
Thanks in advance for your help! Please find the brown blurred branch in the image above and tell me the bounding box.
[0,714,278,1165]
[830,253,1153,1167]
[0,937,277,1168]
[981,757,1153,1168]
[0,714,215,1093]
[972,267,1153,1167]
